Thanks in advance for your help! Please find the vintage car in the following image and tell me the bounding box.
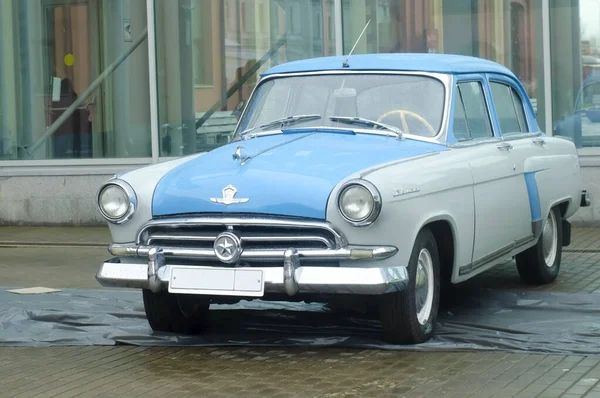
[95,53,590,344]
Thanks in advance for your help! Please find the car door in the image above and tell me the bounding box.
[486,75,545,237]
[450,76,532,273]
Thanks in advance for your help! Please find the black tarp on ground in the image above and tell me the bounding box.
[1,287,599,356]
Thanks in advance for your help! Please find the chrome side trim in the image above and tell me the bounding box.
[96,260,410,296]
[135,216,348,248]
[459,235,535,276]
[109,243,398,262]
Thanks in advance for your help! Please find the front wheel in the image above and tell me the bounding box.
[515,206,563,285]
[142,289,210,334]
[379,227,440,344]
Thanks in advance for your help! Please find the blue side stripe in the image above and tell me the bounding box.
[524,171,542,222]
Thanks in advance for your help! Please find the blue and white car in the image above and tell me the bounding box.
[95,53,590,344]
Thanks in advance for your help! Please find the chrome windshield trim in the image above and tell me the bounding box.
[232,70,452,145]
[135,216,349,248]
[236,126,443,145]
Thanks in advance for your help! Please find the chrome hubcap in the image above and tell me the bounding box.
[415,248,434,325]
[542,211,558,267]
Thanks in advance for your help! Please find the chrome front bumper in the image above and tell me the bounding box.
[96,243,408,297]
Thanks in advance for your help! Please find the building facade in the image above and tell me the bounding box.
[0,0,599,225]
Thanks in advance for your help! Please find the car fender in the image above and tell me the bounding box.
[523,144,582,223]
[326,147,474,279]
[101,153,205,243]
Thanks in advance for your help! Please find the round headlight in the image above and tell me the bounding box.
[338,180,381,226]
[97,180,136,224]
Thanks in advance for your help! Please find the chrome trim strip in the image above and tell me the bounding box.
[136,216,348,248]
[233,70,452,145]
[500,132,543,141]
[109,243,398,262]
[459,235,535,276]
[146,232,333,248]
[96,260,409,296]
[95,178,137,225]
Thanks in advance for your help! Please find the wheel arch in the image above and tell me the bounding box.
[418,215,457,288]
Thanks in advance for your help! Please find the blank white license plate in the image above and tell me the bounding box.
[168,266,264,297]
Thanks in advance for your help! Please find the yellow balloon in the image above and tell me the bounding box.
[64,53,75,67]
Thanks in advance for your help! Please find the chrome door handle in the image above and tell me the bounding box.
[533,138,546,146]
[496,142,513,151]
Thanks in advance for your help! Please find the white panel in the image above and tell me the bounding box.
[233,269,264,292]
[170,267,235,291]
[169,267,265,297]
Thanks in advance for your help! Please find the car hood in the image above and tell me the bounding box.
[151,129,447,219]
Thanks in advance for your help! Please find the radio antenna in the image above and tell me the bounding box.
[342,19,371,68]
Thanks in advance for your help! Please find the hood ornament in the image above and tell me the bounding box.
[210,185,249,205]
[232,145,248,162]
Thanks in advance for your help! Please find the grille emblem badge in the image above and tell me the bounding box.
[213,231,242,264]
[210,185,249,205]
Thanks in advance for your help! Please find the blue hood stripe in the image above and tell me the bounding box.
[152,132,447,219]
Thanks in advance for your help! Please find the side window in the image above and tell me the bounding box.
[453,81,493,141]
[490,82,528,135]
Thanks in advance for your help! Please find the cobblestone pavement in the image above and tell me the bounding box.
[0,226,599,397]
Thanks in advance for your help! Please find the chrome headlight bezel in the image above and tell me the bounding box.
[96,179,137,224]
[337,179,382,227]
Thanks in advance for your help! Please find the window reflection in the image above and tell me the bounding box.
[155,0,336,156]
[0,0,152,160]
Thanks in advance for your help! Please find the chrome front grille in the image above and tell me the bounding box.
[136,216,347,264]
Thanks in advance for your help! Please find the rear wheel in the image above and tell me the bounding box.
[379,227,440,344]
[515,206,563,285]
[142,289,210,334]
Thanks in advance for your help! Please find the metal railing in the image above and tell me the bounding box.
[25,27,149,158]
[195,33,288,131]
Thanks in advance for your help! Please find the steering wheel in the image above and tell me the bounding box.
[376,109,437,136]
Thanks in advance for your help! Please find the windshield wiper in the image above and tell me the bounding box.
[329,116,403,138]
[239,114,322,138]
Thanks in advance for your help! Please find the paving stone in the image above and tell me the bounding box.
[1,226,600,396]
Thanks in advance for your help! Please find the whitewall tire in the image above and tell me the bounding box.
[379,227,440,344]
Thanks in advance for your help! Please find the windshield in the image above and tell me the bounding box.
[235,73,446,139]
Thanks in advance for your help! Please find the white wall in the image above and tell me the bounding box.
[0,174,111,226]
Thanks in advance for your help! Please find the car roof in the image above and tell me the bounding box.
[261,53,518,79]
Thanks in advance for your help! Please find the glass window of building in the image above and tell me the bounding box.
[341,0,547,136]
[154,0,336,157]
[0,0,152,160]
[552,0,600,149]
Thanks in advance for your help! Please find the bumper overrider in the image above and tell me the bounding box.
[96,220,407,297]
